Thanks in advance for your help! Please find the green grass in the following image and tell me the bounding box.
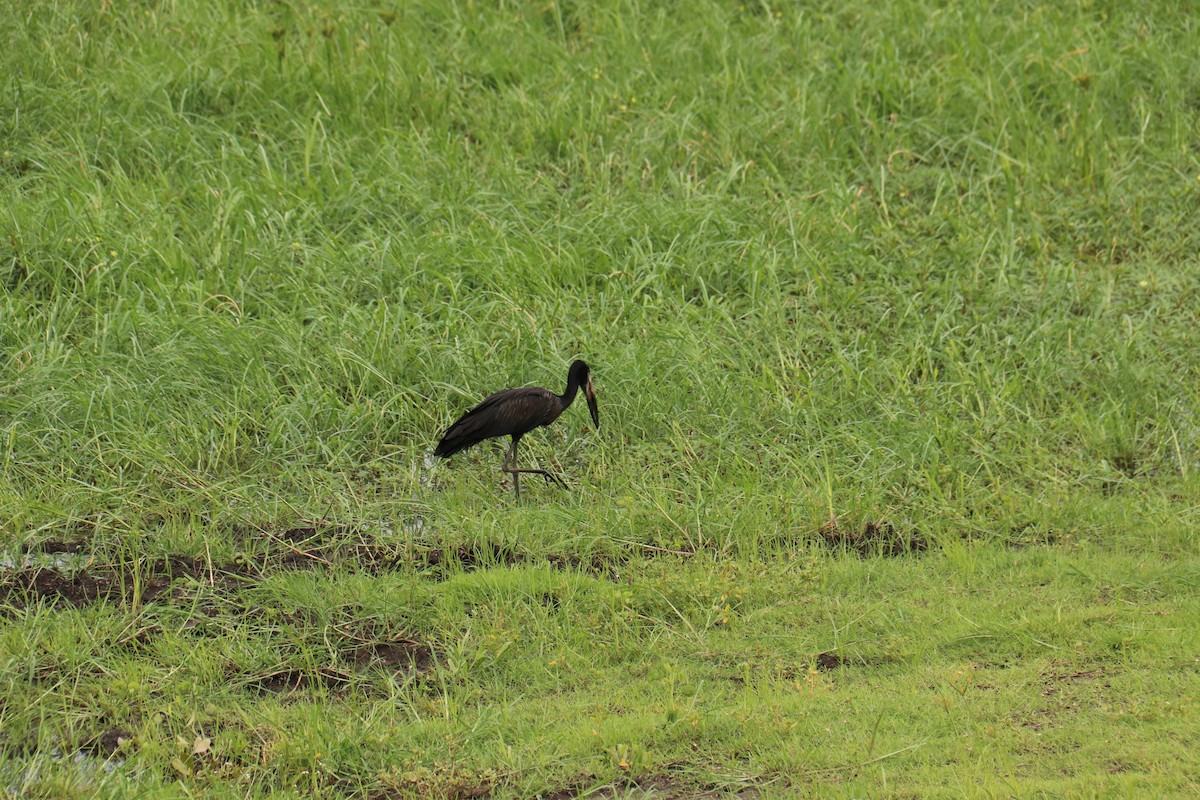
[2,0,1199,796]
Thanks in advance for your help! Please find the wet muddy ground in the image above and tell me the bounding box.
[1,519,923,797]
[2,516,918,614]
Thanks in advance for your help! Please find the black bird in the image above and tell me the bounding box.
[434,360,599,499]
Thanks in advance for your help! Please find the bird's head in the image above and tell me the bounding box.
[571,359,599,430]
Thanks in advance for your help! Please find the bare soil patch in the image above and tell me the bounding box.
[346,640,434,677]
[0,552,255,612]
[817,519,926,556]
[544,774,761,799]
[815,651,844,671]
[81,727,133,759]
[243,667,355,695]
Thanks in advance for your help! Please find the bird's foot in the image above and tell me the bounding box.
[541,472,569,490]
[506,468,568,491]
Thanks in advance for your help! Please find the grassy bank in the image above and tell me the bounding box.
[2,1,1198,796]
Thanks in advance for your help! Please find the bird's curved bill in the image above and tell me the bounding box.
[585,377,599,429]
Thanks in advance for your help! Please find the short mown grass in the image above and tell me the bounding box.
[2,1,1199,797]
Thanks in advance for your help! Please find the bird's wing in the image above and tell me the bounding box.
[468,386,556,419]
[434,387,558,457]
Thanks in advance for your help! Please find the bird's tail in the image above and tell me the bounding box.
[433,437,468,458]
[433,418,480,458]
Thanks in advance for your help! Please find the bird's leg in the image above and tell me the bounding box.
[502,438,520,500]
[502,437,568,496]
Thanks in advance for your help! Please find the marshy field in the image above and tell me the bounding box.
[2,1,1199,797]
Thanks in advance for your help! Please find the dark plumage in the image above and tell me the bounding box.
[434,360,599,498]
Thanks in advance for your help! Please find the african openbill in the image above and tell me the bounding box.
[433,360,599,499]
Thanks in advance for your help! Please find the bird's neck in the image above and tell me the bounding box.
[559,374,580,407]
